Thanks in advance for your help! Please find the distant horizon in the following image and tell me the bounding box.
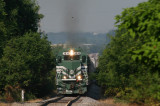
[47,31,109,52]
[46,30,115,34]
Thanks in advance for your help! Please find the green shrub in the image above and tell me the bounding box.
[97,0,160,104]
[0,32,55,101]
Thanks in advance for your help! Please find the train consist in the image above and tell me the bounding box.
[56,48,90,94]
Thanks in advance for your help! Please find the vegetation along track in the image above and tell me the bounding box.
[40,95,81,106]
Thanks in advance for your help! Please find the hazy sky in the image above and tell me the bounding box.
[37,0,148,33]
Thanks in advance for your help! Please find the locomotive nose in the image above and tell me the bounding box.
[70,70,74,75]
[70,83,75,89]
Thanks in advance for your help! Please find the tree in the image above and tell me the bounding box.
[4,0,43,37]
[0,32,55,100]
[0,0,43,57]
[97,0,160,104]
[115,0,160,71]
[97,31,140,96]
[0,0,56,101]
[0,0,6,57]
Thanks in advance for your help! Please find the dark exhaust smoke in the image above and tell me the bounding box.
[64,0,86,47]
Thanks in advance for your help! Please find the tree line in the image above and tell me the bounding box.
[97,0,160,105]
[0,0,55,101]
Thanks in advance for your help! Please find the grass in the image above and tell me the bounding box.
[99,98,141,106]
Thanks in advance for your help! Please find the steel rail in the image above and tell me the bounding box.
[66,96,81,106]
[40,95,64,106]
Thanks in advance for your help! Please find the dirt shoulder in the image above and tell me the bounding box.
[99,98,140,106]
[0,103,8,106]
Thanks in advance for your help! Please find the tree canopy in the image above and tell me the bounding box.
[97,0,160,104]
[0,33,55,100]
[0,0,55,101]
[4,0,43,36]
[0,0,6,58]
[0,0,43,57]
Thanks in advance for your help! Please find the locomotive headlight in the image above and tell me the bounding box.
[69,50,74,56]
[63,76,67,79]
[77,75,82,80]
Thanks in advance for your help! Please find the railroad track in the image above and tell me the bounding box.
[40,95,81,106]
[66,96,81,106]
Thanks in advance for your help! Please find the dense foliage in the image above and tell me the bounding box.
[0,33,55,100]
[97,0,160,104]
[0,0,6,58]
[0,0,55,101]
[4,0,43,36]
[0,0,43,57]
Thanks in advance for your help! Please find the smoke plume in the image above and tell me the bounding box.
[64,0,86,47]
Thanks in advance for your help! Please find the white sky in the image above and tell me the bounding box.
[37,0,148,33]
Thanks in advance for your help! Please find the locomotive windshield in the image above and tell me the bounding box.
[64,55,80,60]
[63,50,81,60]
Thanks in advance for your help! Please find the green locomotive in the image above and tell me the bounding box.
[56,48,89,94]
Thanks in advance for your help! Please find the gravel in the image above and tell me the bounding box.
[1,83,112,106]
[2,97,114,106]
[4,102,40,106]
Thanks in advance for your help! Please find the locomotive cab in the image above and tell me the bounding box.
[56,48,89,94]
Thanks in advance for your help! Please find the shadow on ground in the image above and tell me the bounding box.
[87,83,101,100]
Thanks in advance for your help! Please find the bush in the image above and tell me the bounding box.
[97,0,160,104]
[0,32,55,101]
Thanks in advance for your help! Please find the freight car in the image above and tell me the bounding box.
[56,48,89,94]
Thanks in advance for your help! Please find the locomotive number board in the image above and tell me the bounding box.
[63,52,81,55]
